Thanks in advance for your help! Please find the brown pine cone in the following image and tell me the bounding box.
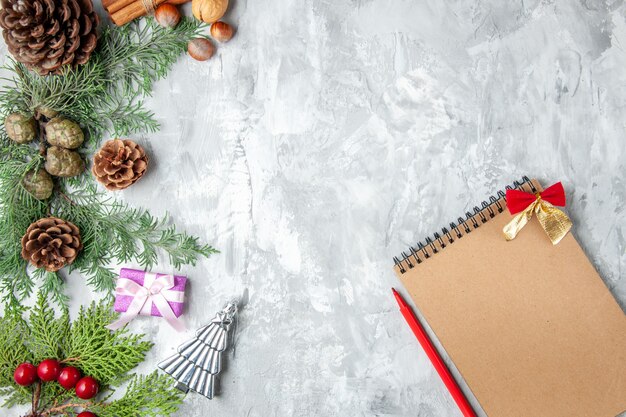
[21,217,82,272]
[92,139,149,190]
[0,0,99,75]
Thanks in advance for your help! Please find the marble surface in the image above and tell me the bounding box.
[3,0,626,416]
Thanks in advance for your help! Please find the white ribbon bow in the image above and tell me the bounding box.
[107,272,185,332]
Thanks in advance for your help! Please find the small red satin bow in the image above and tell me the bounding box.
[506,182,566,214]
[503,182,572,244]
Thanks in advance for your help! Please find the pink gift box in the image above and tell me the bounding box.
[113,268,187,318]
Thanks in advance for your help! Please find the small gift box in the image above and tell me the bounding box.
[107,268,187,331]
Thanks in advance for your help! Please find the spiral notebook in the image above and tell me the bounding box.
[393,177,626,417]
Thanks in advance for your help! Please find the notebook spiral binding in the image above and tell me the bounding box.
[393,176,536,274]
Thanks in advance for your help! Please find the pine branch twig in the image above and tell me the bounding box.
[40,401,93,417]
[31,382,41,416]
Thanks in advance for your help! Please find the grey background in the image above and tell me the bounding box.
[3,0,626,416]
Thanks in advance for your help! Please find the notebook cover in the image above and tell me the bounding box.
[394,179,626,417]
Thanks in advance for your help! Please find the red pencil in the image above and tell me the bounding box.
[392,288,477,417]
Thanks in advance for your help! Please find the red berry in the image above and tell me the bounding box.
[57,366,81,390]
[76,412,97,417]
[14,363,37,386]
[75,376,99,399]
[37,359,62,382]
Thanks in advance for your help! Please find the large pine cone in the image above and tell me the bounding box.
[92,139,149,191]
[21,217,82,272]
[0,0,99,75]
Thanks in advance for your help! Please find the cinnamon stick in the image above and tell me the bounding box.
[109,0,167,26]
[105,0,136,14]
[103,0,188,14]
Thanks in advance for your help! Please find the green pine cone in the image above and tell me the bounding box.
[4,112,38,144]
[22,169,54,200]
[45,117,84,149]
[45,146,85,177]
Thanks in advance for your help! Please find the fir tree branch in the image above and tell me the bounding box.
[25,294,69,363]
[0,310,32,408]
[0,151,49,308]
[89,372,185,417]
[33,270,69,308]
[53,188,217,292]
[63,301,152,386]
[0,18,216,308]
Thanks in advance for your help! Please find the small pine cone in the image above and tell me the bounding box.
[92,139,149,190]
[0,0,99,75]
[22,169,54,200]
[21,217,82,272]
[45,117,84,149]
[45,146,84,177]
[5,113,38,144]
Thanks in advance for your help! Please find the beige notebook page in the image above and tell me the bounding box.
[396,182,626,417]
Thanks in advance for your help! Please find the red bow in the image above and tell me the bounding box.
[506,182,566,214]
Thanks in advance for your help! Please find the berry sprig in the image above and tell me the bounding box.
[13,359,99,417]
[0,296,184,417]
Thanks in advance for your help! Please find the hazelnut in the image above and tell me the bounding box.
[188,38,216,61]
[155,3,181,28]
[210,21,234,42]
